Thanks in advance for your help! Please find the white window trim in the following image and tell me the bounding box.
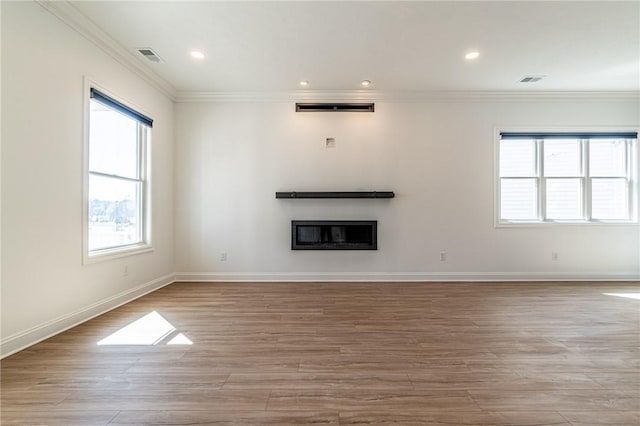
[494,126,639,228]
[82,77,153,264]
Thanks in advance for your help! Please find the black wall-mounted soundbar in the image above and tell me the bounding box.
[275,191,394,199]
[295,103,375,112]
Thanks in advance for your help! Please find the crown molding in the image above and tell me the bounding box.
[36,0,177,100]
[174,89,640,103]
[176,90,376,103]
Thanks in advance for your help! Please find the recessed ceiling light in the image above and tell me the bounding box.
[299,80,309,87]
[465,51,480,60]
[190,50,205,60]
[361,80,372,87]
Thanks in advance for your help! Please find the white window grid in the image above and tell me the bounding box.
[498,137,636,224]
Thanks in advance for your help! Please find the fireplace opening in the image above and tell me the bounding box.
[291,220,377,250]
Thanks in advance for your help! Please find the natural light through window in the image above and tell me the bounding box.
[498,132,637,224]
[87,88,152,258]
[603,293,640,300]
[97,311,193,345]
[167,333,193,345]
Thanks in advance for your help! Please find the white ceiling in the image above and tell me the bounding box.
[69,1,640,93]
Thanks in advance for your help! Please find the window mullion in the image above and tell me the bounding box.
[138,123,146,180]
[89,170,142,183]
[136,123,141,180]
[138,124,146,243]
[538,138,545,221]
[627,139,634,221]
[583,139,590,221]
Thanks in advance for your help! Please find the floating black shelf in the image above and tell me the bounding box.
[275,191,395,199]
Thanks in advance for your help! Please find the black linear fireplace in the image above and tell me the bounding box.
[291,220,377,250]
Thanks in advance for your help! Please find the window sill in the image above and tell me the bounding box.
[496,220,638,228]
[84,243,153,264]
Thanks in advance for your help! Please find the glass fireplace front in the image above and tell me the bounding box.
[291,220,377,250]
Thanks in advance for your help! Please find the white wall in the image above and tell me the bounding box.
[1,2,175,356]
[175,99,639,281]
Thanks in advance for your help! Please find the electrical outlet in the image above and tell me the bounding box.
[440,252,447,261]
[551,252,559,261]
[123,265,129,276]
[220,252,227,261]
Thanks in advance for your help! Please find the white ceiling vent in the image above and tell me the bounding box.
[137,48,161,63]
[519,75,545,83]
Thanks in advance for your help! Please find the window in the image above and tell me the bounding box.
[497,132,637,224]
[86,88,153,259]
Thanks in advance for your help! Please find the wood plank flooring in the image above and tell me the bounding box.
[2,281,639,425]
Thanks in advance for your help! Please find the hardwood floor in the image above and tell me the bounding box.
[2,281,639,425]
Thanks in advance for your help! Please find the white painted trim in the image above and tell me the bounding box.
[0,273,175,359]
[36,1,176,100]
[175,271,640,283]
[175,90,640,103]
[495,221,639,228]
[84,245,154,264]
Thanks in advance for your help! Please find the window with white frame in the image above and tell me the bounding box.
[87,88,152,257]
[498,132,637,224]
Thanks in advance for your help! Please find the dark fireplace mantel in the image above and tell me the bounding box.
[291,220,377,250]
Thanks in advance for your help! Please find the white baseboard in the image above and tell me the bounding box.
[0,273,175,359]
[175,271,640,282]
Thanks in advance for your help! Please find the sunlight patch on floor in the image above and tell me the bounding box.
[97,311,193,345]
[167,333,193,345]
[603,293,640,300]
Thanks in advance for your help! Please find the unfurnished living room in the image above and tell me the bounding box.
[1,1,639,425]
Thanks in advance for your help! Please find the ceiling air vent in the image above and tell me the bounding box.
[519,75,545,83]
[137,48,161,63]
[295,103,375,112]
